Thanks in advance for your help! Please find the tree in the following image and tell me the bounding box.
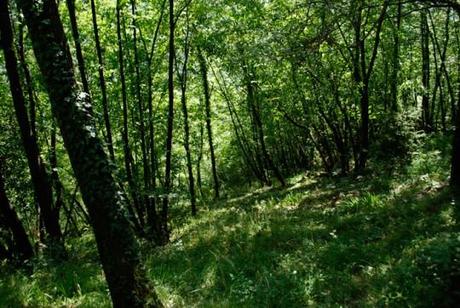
[160,0,176,244]
[176,13,197,215]
[420,8,433,132]
[0,0,64,254]
[198,49,221,196]
[351,0,389,172]
[89,0,115,161]
[0,159,34,263]
[116,0,144,233]
[15,0,162,305]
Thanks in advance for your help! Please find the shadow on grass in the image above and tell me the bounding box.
[148,172,460,306]
[0,235,110,307]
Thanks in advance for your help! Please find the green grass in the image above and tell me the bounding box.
[0,232,111,307]
[1,135,459,306]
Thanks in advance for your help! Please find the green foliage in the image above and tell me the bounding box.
[371,109,422,167]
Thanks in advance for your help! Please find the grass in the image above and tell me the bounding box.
[0,232,110,307]
[1,135,459,306]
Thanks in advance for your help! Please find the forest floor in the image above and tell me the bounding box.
[1,136,459,307]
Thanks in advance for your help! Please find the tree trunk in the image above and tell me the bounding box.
[160,0,175,244]
[391,0,402,112]
[177,24,196,216]
[0,0,63,253]
[451,94,460,188]
[181,85,197,215]
[116,0,144,232]
[198,50,221,197]
[15,0,162,305]
[214,65,266,184]
[196,123,204,197]
[246,68,286,186]
[0,161,34,263]
[90,0,115,161]
[17,21,37,139]
[421,9,433,132]
[449,5,460,192]
[131,0,150,223]
[142,0,165,237]
[65,0,91,98]
[355,0,388,172]
[17,19,42,240]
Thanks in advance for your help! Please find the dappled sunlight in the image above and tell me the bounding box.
[141,139,460,306]
[1,136,458,306]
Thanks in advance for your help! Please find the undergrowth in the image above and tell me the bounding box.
[1,135,459,307]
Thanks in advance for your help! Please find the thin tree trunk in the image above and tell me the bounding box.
[356,0,388,171]
[17,20,42,239]
[15,0,163,304]
[430,8,455,128]
[213,63,266,183]
[65,0,91,98]
[160,0,175,244]
[177,20,196,215]
[90,0,115,161]
[17,21,37,139]
[181,81,197,214]
[116,0,143,231]
[196,122,204,197]
[451,92,460,188]
[391,0,402,112]
[449,6,460,191]
[421,9,433,132]
[198,50,221,197]
[141,0,166,237]
[246,67,286,186]
[0,1,63,253]
[131,0,149,223]
[217,74,264,182]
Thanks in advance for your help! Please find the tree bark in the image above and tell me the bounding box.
[141,0,166,237]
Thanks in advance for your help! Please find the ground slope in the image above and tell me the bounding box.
[1,137,459,307]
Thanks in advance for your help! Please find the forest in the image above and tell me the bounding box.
[1,0,460,306]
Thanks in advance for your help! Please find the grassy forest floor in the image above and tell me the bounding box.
[1,135,460,307]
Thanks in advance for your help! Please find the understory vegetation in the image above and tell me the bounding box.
[1,135,459,307]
